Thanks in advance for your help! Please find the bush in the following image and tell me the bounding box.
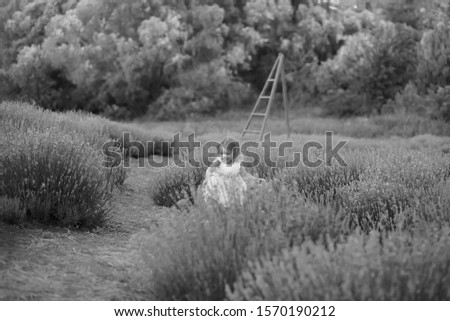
[153,88,214,121]
[358,23,419,111]
[0,70,17,103]
[281,151,365,205]
[355,148,450,191]
[322,89,371,117]
[0,196,26,224]
[340,180,412,232]
[0,102,127,227]
[338,149,450,232]
[397,180,450,231]
[228,228,450,300]
[383,83,450,124]
[1,101,113,148]
[383,83,434,116]
[1,128,115,227]
[149,165,207,207]
[136,185,344,300]
[1,101,170,157]
[430,86,450,122]
[139,136,450,301]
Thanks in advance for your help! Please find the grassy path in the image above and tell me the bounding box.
[0,158,162,300]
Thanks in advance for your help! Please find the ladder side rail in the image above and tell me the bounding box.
[280,55,291,139]
[258,56,283,141]
[265,54,282,82]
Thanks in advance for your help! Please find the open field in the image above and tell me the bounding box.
[1,102,450,300]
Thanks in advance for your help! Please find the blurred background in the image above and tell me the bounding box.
[0,0,449,124]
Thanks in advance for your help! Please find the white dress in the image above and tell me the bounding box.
[202,158,247,207]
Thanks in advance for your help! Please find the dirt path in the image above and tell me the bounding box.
[0,158,164,300]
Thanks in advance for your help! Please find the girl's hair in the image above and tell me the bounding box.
[220,138,240,160]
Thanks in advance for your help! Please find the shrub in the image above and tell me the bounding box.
[242,147,286,180]
[338,149,450,232]
[281,150,365,205]
[1,101,113,148]
[356,23,419,111]
[0,196,26,224]
[0,102,127,227]
[339,180,411,232]
[149,165,207,207]
[382,83,450,124]
[136,185,344,300]
[139,135,450,301]
[353,148,450,191]
[1,101,170,157]
[0,70,17,102]
[397,180,450,231]
[383,83,435,116]
[227,228,450,300]
[430,86,450,122]
[1,128,116,227]
[315,31,373,97]
[322,89,371,117]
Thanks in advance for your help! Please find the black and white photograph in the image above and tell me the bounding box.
[1,0,449,319]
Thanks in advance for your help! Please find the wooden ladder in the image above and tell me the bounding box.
[241,53,290,141]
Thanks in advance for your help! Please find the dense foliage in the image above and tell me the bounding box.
[141,144,450,300]
[0,101,130,227]
[228,228,450,300]
[1,0,449,120]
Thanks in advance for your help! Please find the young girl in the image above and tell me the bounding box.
[202,138,262,208]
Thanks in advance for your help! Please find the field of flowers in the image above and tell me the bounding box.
[1,102,450,300]
[146,139,450,300]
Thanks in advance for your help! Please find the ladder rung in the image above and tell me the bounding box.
[260,96,271,99]
[268,78,276,81]
[243,130,261,134]
[251,113,266,117]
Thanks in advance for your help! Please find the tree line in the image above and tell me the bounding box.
[0,0,449,121]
